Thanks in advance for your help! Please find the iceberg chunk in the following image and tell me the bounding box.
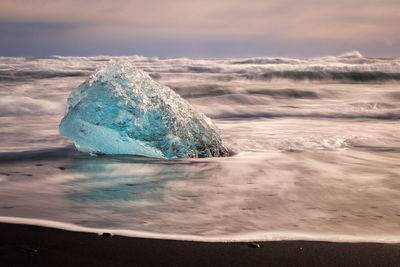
[59,61,230,159]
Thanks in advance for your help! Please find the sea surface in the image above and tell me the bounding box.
[0,51,400,242]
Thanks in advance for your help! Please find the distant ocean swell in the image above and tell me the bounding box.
[1,51,400,80]
[2,69,400,82]
[240,71,400,82]
[211,112,400,120]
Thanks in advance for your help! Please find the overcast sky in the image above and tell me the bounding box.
[1,0,399,57]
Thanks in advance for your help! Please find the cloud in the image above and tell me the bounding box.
[1,0,398,40]
[0,0,399,56]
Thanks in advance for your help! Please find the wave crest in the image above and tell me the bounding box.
[241,71,400,82]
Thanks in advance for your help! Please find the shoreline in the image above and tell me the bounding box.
[1,222,400,267]
[1,216,400,244]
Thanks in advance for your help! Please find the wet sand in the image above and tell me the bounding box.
[1,223,399,266]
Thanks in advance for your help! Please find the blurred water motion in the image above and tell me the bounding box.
[0,54,399,241]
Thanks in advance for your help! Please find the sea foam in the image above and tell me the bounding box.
[1,216,400,243]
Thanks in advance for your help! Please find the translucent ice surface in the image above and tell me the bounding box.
[59,61,230,159]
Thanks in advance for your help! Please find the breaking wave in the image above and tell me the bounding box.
[0,70,91,81]
[212,112,400,120]
[1,51,400,82]
[240,71,400,82]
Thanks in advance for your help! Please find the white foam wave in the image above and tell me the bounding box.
[0,96,64,116]
[277,137,350,152]
[1,51,400,77]
[1,216,399,243]
[338,51,364,58]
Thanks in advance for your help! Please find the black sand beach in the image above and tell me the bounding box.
[1,223,399,266]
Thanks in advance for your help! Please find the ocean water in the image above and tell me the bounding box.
[0,52,400,242]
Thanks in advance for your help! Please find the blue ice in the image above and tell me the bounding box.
[59,61,230,159]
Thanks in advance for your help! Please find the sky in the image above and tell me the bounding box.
[0,0,399,57]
